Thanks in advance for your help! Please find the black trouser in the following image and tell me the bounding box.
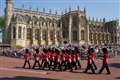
[42,61,50,70]
[32,60,41,69]
[84,62,95,74]
[99,63,111,74]
[64,62,73,72]
[53,62,62,71]
[72,62,76,70]
[76,60,81,69]
[61,61,66,70]
[49,60,55,70]
[92,60,97,70]
[40,59,44,68]
[23,60,31,69]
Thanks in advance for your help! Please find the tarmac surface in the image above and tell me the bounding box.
[0,56,120,80]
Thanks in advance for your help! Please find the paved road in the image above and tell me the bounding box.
[0,56,120,80]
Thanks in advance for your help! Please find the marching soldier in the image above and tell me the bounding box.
[32,48,41,69]
[49,49,55,70]
[41,49,50,70]
[64,50,73,72]
[75,52,81,69]
[98,48,111,74]
[84,48,95,74]
[90,48,98,70]
[71,50,77,70]
[61,49,66,70]
[53,49,62,71]
[23,49,31,69]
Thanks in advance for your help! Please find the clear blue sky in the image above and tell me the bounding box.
[0,0,120,22]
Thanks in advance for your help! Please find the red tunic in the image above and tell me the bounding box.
[47,52,51,58]
[65,54,69,61]
[72,54,76,62]
[56,54,61,63]
[103,53,108,64]
[24,53,30,61]
[87,53,93,63]
[44,53,49,61]
[62,54,66,61]
[91,53,94,60]
[76,54,80,61]
[51,53,55,61]
[67,54,72,63]
[34,53,40,61]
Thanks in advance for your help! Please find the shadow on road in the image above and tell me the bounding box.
[0,76,59,80]
[109,63,120,68]
[115,77,120,79]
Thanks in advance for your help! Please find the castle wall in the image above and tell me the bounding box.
[5,0,119,48]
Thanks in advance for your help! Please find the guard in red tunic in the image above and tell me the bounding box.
[71,50,77,70]
[64,50,73,72]
[75,52,81,69]
[32,48,41,69]
[49,49,55,70]
[98,48,111,74]
[23,49,31,69]
[41,49,50,70]
[90,49,98,70]
[61,49,66,70]
[53,49,62,71]
[84,48,95,74]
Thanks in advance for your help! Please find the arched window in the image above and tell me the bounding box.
[63,30,67,38]
[23,27,25,39]
[81,30,85,40]
[72,15,78,28]
[57,32,61,41]
[13,26,16,39]
[32,16,38,25]
[89,33,92,41]
[35,29,39,40]
[27,28,32,39]
[50,31,54,40]
[18,27,22,39]
[25,15,31,24]
[72,31,78,41]
[43,30,47,40]
[80,16,87,27]
[42,22,44,26]
[52,23,54,27]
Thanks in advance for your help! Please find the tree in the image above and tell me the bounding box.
[0,16,5,28]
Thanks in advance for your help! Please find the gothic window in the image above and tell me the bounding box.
[89,33,92,41]
[18,27,22,39]
[17,15,23,22]
[111,36,114,43]
[27,28,32,39]
[72,15,78,28]
[72,31,78,41]
[63,30,67,38]
[79,16,86,27]
[57,32,60,40]
[13,26,16,39]
[57,20,61,28]
[25,15,30,24]
[81,30,85,40]
[33,16,38,25]
[23,27,25,39]
[46,23,48,27]
[50,31,54,40]
[42,22,44,26]
[35,29,39,40]
[43,30,47,40]
[52,23,54,27]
